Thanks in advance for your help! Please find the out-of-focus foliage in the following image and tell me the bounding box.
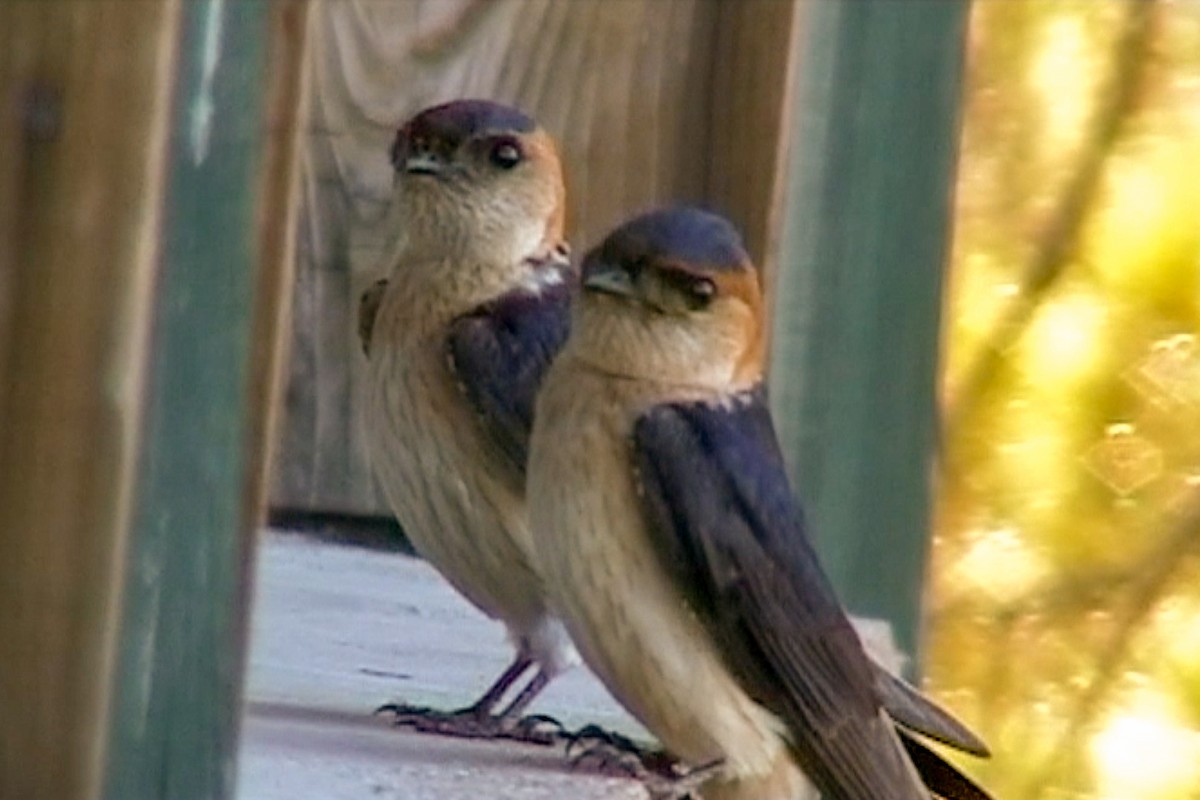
[931,1,1200,799]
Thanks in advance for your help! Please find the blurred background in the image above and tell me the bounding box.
[932,3,1200,800]
[2,2,1198,799]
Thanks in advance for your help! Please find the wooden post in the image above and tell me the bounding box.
[0,3,181,799]
[0,2,307,798]
[769,0,970,667]
[102,3,308,799]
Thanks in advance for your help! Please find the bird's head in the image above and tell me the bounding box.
[390,100,566,265]
[573,207,766,391]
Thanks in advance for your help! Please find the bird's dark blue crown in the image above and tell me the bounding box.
[598,207,749,272]
[404,100,536,143]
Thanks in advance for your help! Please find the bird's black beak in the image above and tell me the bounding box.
[403,151,446,176]
[582,262,636,299]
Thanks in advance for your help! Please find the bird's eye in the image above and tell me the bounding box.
[489,138,524,169]
[688,277,716,309]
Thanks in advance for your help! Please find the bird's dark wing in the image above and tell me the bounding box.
[632,389,990,800]
[446,257,572,475]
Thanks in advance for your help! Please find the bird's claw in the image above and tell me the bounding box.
[374,702,560,746]
[570,739,649,779]
[570,737,720,800]
[414,711,499,738]
[374,700,438,723]
[565,724,678,774]
[504,712,564,746]
[642,759,724,800]
[566,724,712,798]
[376,701,498,738]
[565,723,643,757]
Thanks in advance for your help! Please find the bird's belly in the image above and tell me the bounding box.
[529,399,787,778]
[365,345,546,632]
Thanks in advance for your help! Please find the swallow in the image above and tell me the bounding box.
[527,206,991,798]
[362,99,577,741]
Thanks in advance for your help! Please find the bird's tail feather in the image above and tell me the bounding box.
[873,663,990,757]
[897,728,992,800]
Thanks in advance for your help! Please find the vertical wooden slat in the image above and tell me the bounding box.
[769,0,971,666]
[102,2,308,797]
[706,0,804,291]
[0,3,181,799]
[241,1,311,552]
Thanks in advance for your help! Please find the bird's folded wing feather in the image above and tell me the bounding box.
[445,264,572,475]
[873,664,990,756]
[632,390,989,800]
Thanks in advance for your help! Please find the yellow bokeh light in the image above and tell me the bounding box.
[1021,288,1108,385]
[993,413,1077,517]
[1107,162,1169,236]
[1091,696,1200,800]
[1090,139,1200,311]
[1153,598,1200,670]
[1028,14,1093,153]
[951,526,1048,600]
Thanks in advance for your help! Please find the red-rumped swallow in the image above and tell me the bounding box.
[527,207,991,799]
[362,100,576,741]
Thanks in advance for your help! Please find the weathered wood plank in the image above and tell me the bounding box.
[243,0,312,539]
[708,0,806,297]
[273,0,802,515]
[101,3,309,798]
[0,3,180,798]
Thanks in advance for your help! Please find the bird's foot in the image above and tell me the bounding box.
[641,760,724,800]
[564,724,705,796]
[375,702,560,746]
[504,712,565,746]
[376,701,498,738]
[567,724,713,799]
[565,724,678,774]
[374,700,436,725]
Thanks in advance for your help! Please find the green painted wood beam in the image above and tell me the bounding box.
[769,0,970,670]
[104,2,272,797]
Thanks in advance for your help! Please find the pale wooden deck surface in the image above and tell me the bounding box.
[238,531,650,799]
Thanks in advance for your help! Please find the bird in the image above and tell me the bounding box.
[526,206,992,799]
[361,99,578,741]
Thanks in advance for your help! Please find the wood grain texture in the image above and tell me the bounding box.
[273,0,802,514]
[243,0,311,548]
[709,0,806,306]
[0,3,178,798]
